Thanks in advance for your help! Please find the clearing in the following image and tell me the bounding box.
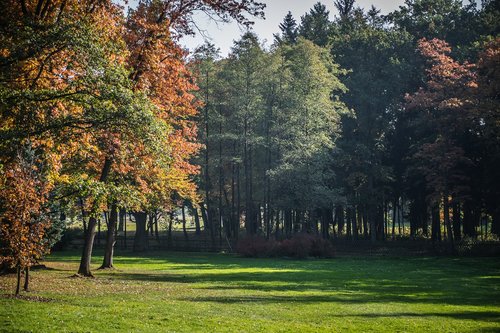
[1,251,499,332]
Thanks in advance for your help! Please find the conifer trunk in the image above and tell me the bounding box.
[443,195,454,254]
[452,202,461,241]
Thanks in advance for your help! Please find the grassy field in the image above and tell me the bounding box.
[1,251,499,332]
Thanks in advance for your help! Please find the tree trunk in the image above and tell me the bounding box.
[97,218,102,246]
[284,209,292,238]
[100,204,118,269]
[463,202,477,238]
[392,199,397,239]
[384,201,388,240]
[118,208,125,232]
[204,67,211,242]
[370,205,377,243]
[431,204,441,245]
[123,211,127,250]
[351,207,358,240]
[443,195,454,254]
[23,267,29,291]
[15,266,21,296]
[200,205,209,231]
[154,212,160,242]
[362,207,368,239]
[236,163,241,239]
[192,206,201,235]
[377,204,385,241]
[167,212,173,249]
[275,210,281,240]
[337,206,345,236]
[452,202,461,241]
[78,157,112,277]
[230,160,236,239]
[182,205,188,240]
[133,212,148,252]
[346,208,352,239]
[218,119,223,244]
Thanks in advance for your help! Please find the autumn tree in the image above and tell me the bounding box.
[0,147,52,295]
[0,0,167,277]
[405,38,478,247]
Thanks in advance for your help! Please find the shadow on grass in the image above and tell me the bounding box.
[178,295,500,322]
[48,251,500,309]
[106,267,500,308]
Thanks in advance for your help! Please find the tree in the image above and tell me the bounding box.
[269,38,347,234]
[0,0,163,277]
[405,38,479,246]
[299,2,332,47]
[0,147,52,295]
[143,0,266,36]
[334,0,355,19]
[274,11,298,45]
[191,42,221,242]
[474,38,500,236]
[224,32,266,235]
[330,5,415,241]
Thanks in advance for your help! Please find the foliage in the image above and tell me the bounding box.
[0,149,52,271]
[298,2,332,47]
[274,11,298,45]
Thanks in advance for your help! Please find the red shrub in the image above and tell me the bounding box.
[236,234,335,259]
[235,235,276,258]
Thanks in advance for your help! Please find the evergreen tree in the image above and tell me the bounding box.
[274,11,298,45]
[299,2,332,47]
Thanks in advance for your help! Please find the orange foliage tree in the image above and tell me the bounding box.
[1,0,266,281]
[404,37,500,245]
[0,148,52,295]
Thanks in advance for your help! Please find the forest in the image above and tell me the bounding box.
[0,0,499,331]
[192,0,500,251]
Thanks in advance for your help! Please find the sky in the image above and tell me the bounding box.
[123,1,406,56]
[180,0,405,55]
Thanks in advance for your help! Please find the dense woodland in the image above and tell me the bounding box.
[0,0,499,293]
[194,0,500,247]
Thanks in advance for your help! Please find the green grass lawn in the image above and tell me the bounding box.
[1,251,499,332]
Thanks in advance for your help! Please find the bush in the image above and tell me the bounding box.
[236,233,335,259]
[235,235,277,258]
[455,237,500,257]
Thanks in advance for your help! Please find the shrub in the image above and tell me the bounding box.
[455,237,500,257]
[236,233,335,259]
[310,236,336,258]
[235,235,276,258]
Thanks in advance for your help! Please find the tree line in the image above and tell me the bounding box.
[192,0,500,249]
